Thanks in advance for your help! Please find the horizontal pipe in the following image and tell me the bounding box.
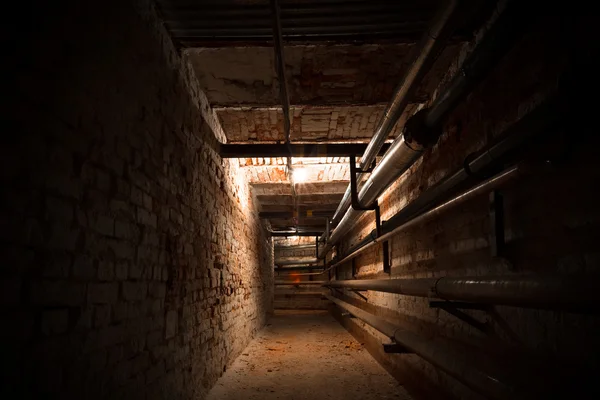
[270,231,323,237]
[275,258,319,266]
[326,295,397,337]
[325,164,521,271]
[275,271,325,276]
[324,92,561,268]
[327,295,533,399]
[275,244,316,251]
[274,266,324,272]
[382,94,561,234]
[275,281,325,285]
[377,165,521,242]
[325,274,596,310]
[220,143,391,158]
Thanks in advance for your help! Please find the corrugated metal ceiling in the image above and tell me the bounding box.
[156,0,440,47]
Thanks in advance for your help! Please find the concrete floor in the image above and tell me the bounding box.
[207,310,412,400]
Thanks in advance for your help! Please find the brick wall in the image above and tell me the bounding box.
[273,237,328,309]
[1,1,273,399]
[332,14,600,400]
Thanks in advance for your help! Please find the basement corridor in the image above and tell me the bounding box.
[207,310,410,400]
[4,0,600,399]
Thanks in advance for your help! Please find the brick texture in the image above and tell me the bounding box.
[1,1,273,399]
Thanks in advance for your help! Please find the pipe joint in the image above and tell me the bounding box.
[430,277,444,298]
[403,108,443,147]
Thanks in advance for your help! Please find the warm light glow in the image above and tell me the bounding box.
[292,168,308,182]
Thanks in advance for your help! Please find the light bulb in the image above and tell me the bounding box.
[292,168,307,182]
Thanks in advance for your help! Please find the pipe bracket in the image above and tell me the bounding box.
[489,190,505,258]
[351,289,368,301]
[430,301,494,335]
[349,154,379,211]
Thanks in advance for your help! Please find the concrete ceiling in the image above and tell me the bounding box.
[185,45,457,106]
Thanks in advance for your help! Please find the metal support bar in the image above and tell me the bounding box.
[430,301,493,335]
[382,240,391,274]
[260,210,334,219]
[315,236,319,259]
[374,205,382,236]
[270,230,324,237]
[219,143,391,158]
[351,289,368,301]
[489,190,505,257]
[373,201,391,274]
[270,0,291,145]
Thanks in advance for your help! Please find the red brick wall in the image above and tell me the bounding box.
[1,1,273,398]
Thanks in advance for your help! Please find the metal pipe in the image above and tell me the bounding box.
[320,1,534,258]
[322,136,423,254]
[328,164,521,270]
[327,295,539,399]
[382,94,560,235]
[377,165,520,242]
[270,0,290,145]
[275,281,325,285]
[275,258,319,266]
[275,271,324,276]
[325,274,596,311]
[269,229,324,237]
[424,1,534,127]
[275,266,324,272]
[328,0,459,230]
[321,85,562,272]
[326,295,397,337]
[274,244,316,251]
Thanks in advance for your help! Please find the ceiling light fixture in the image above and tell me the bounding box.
[292,168,308,183]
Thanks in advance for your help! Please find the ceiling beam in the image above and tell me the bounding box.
[269,230,323,237]
[260,210,333,218]
[220,143,391,158]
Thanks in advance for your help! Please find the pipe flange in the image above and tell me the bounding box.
[403,108,442,147]
[429,277,444,298]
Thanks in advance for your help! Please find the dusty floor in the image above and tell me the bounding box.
[207,310,412,400]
